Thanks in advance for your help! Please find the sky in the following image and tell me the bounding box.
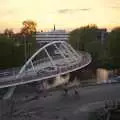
[0,0,120,32]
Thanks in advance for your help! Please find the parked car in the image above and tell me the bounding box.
[109,76,120,83]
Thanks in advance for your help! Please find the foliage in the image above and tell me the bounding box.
[69,25,120,69]
[69,25,103,64]
[4,29,14,37]
[69,25,98,50]
[21,20,37,35]
[108,27,120,68]
[0,35,24,68]
[0,21,36,69]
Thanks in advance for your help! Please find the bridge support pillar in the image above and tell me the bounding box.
[3,87,16,100]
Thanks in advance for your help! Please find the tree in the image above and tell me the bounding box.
[4,29,14,38]
[20,20,37,62]
[0,20,37,69]
[0,35,24,68]
[69,25,102,60]
[108,27,120,68]
[21,20,37,35]
[69,25,98,50]
[69,25,112,69]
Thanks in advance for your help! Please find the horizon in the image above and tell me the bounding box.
[0,24,118,33]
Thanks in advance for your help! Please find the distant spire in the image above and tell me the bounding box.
[54,24,56,31]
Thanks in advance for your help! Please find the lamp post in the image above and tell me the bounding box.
[23,34,27,63]
[28,42,32,58]
[23,34,33,62]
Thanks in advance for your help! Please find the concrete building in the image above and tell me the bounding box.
[97,28,108,44]
[36,29,69,48]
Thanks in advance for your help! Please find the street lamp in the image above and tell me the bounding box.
[23,34,33,63]
[23,34,27,63]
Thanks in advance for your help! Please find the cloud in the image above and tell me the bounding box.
[111,6,120,9]
[58,8,90,14]
[0,9,19,17]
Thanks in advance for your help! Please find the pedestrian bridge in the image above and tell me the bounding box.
[0,41,91,89]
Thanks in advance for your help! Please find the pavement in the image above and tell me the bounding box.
[2,83,118,120]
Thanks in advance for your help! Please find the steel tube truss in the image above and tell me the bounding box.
[0,41,92,89]
[53,43,69,63]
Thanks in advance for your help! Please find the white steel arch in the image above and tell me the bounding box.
[16,41,81,79]
[16,41,64,78]
[1,41,92,100]
[0,41,92,89]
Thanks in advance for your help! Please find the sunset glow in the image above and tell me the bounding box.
[0,0,120,31]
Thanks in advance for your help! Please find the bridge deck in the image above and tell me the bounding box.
[0,52,91,89]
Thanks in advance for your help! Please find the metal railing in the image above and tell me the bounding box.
[0,56,63,78]
[0,67,20,78]
[0,52,91,89]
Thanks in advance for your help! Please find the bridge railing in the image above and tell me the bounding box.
[0,56,63,78]
[19,52,91,81]
[32,55,62,66]
[0,52,91,88]
[0,52,91,80]
[0,67,21,78]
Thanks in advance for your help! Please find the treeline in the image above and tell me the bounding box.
[69,25,120,70]
[0,20,36,69]
[1,23,120,70]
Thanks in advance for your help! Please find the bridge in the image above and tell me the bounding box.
[0,41,91,99]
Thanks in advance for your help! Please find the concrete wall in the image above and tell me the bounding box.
[96,68,113,84]
[46,74,70,89]
[37,73,70,90]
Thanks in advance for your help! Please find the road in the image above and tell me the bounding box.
[7,83,120,120]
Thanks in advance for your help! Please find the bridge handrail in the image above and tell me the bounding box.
[0,51,91,79]
[32,55,62,65]
[20,52,91,80]
[0,51,91,89]
[0,67,21,78]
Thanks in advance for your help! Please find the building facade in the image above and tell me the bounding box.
[97,28,108,43]
[36,30,69,47]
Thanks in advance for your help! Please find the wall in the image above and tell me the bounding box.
[96,68,113,83]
